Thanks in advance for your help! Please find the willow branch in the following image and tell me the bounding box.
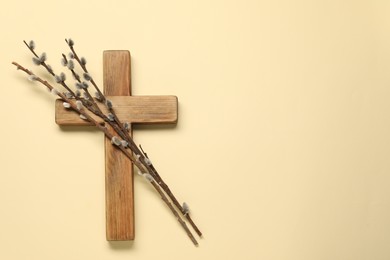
[12,61,198,245]
[150,180,198,245]
[139,146,202,237]
[65,39,105,102]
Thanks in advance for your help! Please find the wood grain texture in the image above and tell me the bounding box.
[55,96,178,126]
[104,51,134,241]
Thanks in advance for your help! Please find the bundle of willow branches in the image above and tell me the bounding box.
[12,39,202,246]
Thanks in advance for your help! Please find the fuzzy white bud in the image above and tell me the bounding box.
[67,38,74,47]
[51,88,59,96]
[61,57,67,67]
[32,57,41,65]
[135,154,141,162]
[111,136,121,146]
[63,102,71,109]
[144,157,152,166]
[143,173,154,182]
[75,100,83,110]
[67,59,75,70]
[182,202,190,215]
[80,57,87,66]
[65,92,73,99]
[83,73,92,81]
[55,75,62,83]
[107,113,115,121]
[68,52,74,59]
[121,140,128,147]
[106,99,113,109]
[124,122,131,130]
[39,52,47,63]
[94,91,103,101]
[55,72,66,83]
[28,75,38,81]
[83,92,89,100]
[28,40,35,50]
[79,114,88,120]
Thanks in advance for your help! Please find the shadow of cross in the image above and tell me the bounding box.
[54,50,178,241]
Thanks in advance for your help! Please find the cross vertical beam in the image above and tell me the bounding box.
[103,51,134,240]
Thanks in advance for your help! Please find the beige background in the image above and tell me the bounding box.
[1,0,390,259]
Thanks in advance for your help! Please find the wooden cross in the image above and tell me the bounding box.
[54,50,178,241]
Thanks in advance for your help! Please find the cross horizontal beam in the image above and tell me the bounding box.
[55,96,178,125]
